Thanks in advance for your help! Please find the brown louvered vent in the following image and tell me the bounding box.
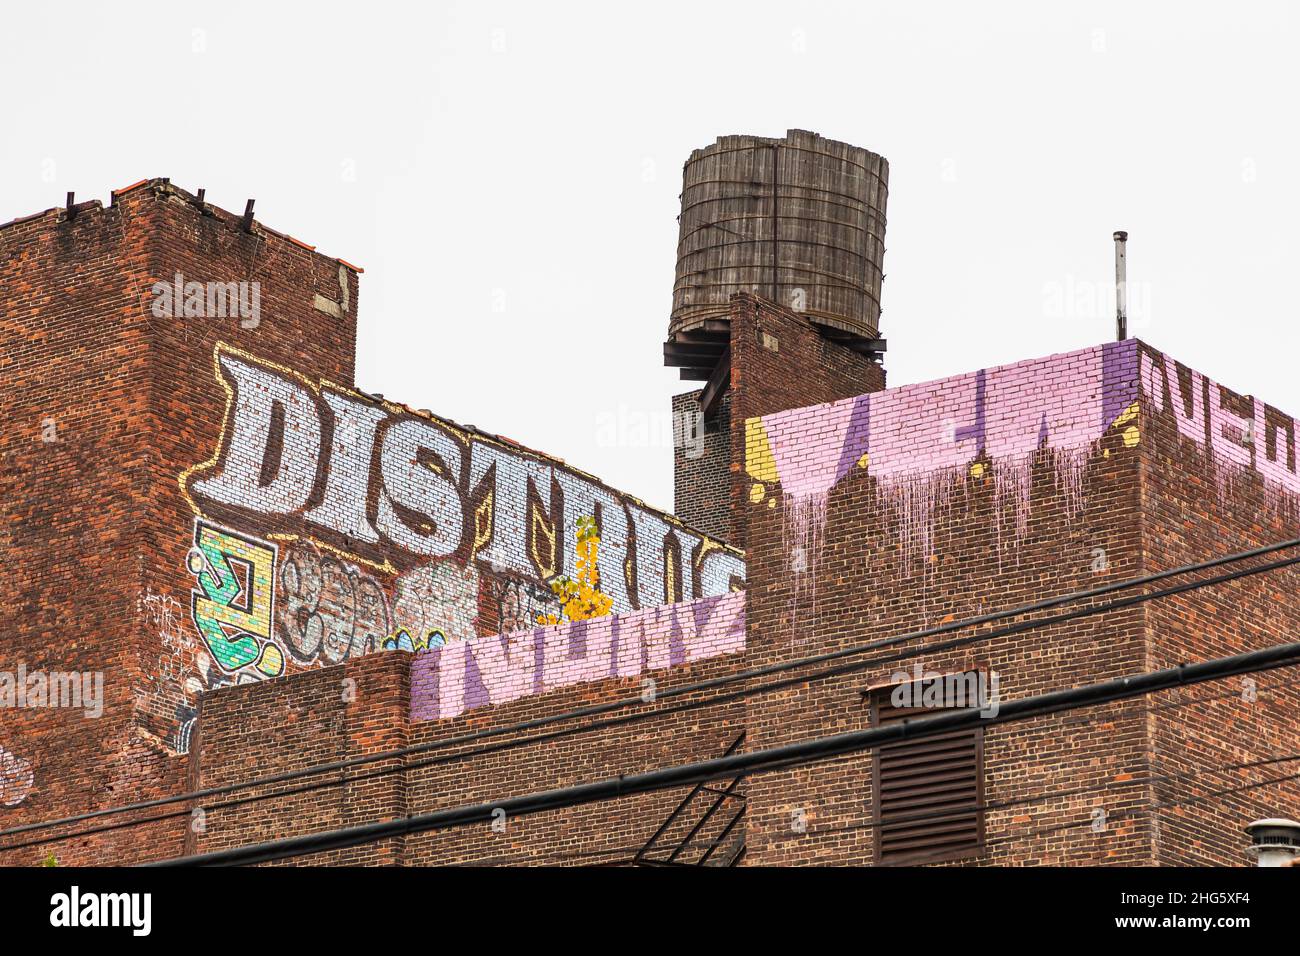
[870,678,985,865]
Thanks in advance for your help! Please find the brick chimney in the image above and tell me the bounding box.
[665,131,891,547]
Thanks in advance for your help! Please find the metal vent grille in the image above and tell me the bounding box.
[870,684,984,865]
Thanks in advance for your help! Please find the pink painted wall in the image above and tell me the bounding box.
[409,590,746,722]
[1139,345,1300,502]
[746,340,1140,567]
[744,339,1299,570]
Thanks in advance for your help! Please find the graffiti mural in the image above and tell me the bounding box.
[0,745,33,808]
[187,521,285,680]
[276,540,391,665]
[180,343,744,612]
[390,560,480,647]
[142,588,214,753]
[409,590,746,723]
[746,341,1142,583]
[380,630,445,653]
[163,342,746,730]
[1138,344,1300,511]
[483,574,560,635]
[746,338,1300,583]
[276,538,482,664]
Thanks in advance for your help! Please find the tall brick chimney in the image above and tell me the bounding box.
[665,131,891,547]
[0,180,361,863]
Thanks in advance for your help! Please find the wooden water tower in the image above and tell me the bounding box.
[663,129,889,401]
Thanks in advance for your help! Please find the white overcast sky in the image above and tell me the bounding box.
[3,1,1297,513]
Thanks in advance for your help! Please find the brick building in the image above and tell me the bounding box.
[2,134,1297,866]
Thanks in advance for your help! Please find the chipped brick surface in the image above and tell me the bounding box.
[5,182,1295,866]
[0,183,742,865]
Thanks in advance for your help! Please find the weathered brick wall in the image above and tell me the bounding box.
[1,182,743,865]
[409,590,744,721]
[1134,343,1300,865]
[7,172,1293,871]
[379,590,745,865]
[740,341,1155,865]
[1,181,363,864]
[400,670,744,866]
[672,389,732,542]
[190,651,410,865]
[725,292,887,549]
[0,192,160,865]
[122,334,1300,867]
[192,342,1182,868]
[191,592,748,865]
[738,339,1300,866]
[174,344,745,714]
[140,181,361,760]
[172,337,1300,867]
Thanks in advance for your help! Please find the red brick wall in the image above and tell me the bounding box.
[7,178,1294,870]
[184,341,1190,869]
[180,341,1154,868]
[189,594,749,866]
[1134,343,1300,865]
[188,651,410,865]
[1,193,159,865]
[138,182,360,757]
[737,339,1300,866]
[672,389,732,542]
[178,337,1299,867]
[0,181,741,865]
[739,341,1154,865]
[724,291,887,549]
[0,181,361,864]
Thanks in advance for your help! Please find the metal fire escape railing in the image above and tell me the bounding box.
[626,731,747,867]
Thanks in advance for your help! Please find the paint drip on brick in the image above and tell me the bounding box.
[748,342,1148,628]
[783,490,828,641]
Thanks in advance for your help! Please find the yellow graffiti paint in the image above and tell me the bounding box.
[256,643,285,677]
[472,491,495,557]
[529,501,558,580]
[665,547,678,603]
[191,525,276,638]
[1112,400,1140,428]
[744,418,779,483]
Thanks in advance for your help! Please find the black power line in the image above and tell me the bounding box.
[483,759,1300,868]
[146,635,1300,866]
[477,746,1300,867]
[767,715,1300,846]
[7,537,1299,851]
[952,765,1300,861]
[2,654,1278,854]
